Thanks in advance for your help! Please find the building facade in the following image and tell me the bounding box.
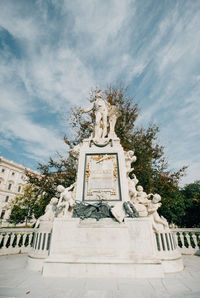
[0,156,38,226]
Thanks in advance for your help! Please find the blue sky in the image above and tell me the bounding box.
[0,0,200,186]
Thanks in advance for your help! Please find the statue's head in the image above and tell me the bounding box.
[152,194,161,203]
[137,185,143,192]
[57,185,65,193]
[95,90,103,99]
[51,197,58,205]
[128,150,134,156]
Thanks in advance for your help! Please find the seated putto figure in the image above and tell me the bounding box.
[131,185,151,217]
[57,183,76,217]
[35,197,58,227]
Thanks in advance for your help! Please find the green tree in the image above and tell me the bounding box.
[180,181,200,227]
[9,185,39,225]
[26,85,186,224]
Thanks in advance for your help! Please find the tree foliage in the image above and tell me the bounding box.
[9,184,42,225]
[25,85,187,224]
[180,181,200,227]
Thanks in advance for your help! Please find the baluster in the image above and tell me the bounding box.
[179,232,184,248]
[0,233,4,247]
[16,233,21,248]
[9,233,15,249]
[22,233,27,247]
[190,233,197,248]
[34,233,39,250]
[185,233,190,249]
[158,233,164,251]
[173,232,179,248]
[196,233,200,248]
[42,233,46,252]
[169,233,174,250]
[155,233,160,251]
[30,232,34,247]
[27,233,32,247]
[38,233,42,250]
[165,233,170,251]
[172,233,177,249]
[3,233,9,249]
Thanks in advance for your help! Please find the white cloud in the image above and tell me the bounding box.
[0,0,200,185]
[20,46,95,109]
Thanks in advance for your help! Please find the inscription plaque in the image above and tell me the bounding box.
[83,153,121,201]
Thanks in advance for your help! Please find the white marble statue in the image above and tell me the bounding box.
[107,103,120,139]
[81,91,120,140]
[57,183,76,217]
[35,197,58,227]
[131,185,151,217]
[147,194,169,232]
[125,150,137,177]
[128,174,138,201]
[82,91,108,139]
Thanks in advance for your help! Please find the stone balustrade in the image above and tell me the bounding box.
[0,228,34,255]
[154,231,177,253]
[0,227,200,256]
[29,229,52,258]
[171,228,200,255]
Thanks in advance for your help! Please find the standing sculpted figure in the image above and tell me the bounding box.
[147,194,169,232]
[57,183,76,217]
[125,150,137,177]
[107,103,120,138]
[128,174,138,201]
[82,91,108,139]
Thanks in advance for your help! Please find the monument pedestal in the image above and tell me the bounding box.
[28,94,184,277]
[42,217,166,277]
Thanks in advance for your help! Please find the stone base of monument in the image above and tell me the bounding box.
[40,217,183,278]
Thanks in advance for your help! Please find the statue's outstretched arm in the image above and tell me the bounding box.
[82,104,94,113]
[57,194,63,206]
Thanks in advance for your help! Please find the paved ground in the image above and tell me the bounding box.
[0,255,200,298]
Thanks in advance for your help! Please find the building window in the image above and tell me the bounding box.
[18,186,21,192]
[1,168,5,173]
[12,172,15,176]
[5,196,9,202]
[0,210,5,219]
[8,183,12,190]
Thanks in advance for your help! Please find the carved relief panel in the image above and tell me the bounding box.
[83,153,121,201]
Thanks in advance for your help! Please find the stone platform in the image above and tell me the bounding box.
[34,217,183,278]
[0,254,200,298]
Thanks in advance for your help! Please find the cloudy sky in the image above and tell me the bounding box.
[0,0,200,186]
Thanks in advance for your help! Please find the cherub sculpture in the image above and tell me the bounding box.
[147,194,169,232]
[128,174,138,201]
[131,185,151,217]
[125,150,137,177]
[57,183,76,217]
[35,197,58,227]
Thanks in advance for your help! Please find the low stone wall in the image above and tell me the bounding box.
[29,223,52,259]
[0,227,200,256]
[0,228,34,255]
[171,228,200,255]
